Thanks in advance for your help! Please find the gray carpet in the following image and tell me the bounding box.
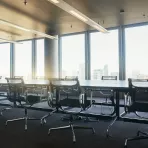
[0,106,148,148]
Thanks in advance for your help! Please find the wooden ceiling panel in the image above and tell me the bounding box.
[0,0,147,40]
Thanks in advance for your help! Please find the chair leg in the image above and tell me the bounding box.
[124,135,148,148]
[48,125,71,135]
[25,117,27,130]
[6,117,24,126]
[40,110,56,125]
[71,124,76,142]
[48,123,95,143]
[1,106,13,116]
[106,116,118,138]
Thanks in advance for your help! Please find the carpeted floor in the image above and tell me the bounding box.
[0,106,148,148]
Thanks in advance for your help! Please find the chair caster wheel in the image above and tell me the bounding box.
[106,132,111,138]
[25,125,27,131]
[48,129,51,135]
[73,137,76,143]
[41,119,46,125]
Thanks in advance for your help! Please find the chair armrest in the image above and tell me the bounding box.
[47,91,56,108]
[124,92,132,112]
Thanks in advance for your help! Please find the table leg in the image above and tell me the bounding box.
[84,90,87,110]
[115,90,120,117]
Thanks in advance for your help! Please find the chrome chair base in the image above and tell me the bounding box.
[1,106,13,116]
[5,108,40,130]
[48,123,95,142]
[124,131,148,148]
[40,110,56,125]
[6,117,40,130]
[106,116,118,138]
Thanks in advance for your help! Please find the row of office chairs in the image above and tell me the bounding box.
[0,77,95,142]
[0,76,148,147]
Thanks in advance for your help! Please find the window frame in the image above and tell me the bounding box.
[124,23,148,79]
[60,32,86,79]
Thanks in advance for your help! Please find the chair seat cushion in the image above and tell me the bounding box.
[60,98,91,108]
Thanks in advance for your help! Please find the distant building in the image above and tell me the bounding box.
[79,63,85,80]
[93,69,103,80]
[131,70,140,79]
[103,65,108,76]
[110,72,118,78]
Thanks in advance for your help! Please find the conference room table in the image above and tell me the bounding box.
[0,79,148,123]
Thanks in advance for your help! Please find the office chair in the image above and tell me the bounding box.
[90,76,117,115]
[60,76,82,121]
[64,76,78,99]
[4,78,41,130]
[0,76,12,115]
[40,78,62,125]
[47,79,95,142]
[123,78,148,148]
[34,76,48,100]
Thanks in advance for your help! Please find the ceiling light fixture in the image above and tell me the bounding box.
[47,0,108,33]
[0,19,57,39]
[0,38,21,44]
[48,0,59,4]
[93,25,109,33]
[70,11,88,22]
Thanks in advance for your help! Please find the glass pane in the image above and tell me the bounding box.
[15,41,32,80]
[125,25,148,79]
[61,34,85,80]
[0,43,10,77]
[90,30,119,80]
[36,39,44,77]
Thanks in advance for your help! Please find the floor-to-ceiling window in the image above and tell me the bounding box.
[15,40,32,80]
[90,29,119,80]
[125,25,148,79]
[61,34,85,80]
[0,43,10,77]
[36,39,44,77]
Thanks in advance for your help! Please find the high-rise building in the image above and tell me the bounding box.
[93,69,103,80]
[131,70,140,79]
[79,63,85,80]
[103,64,108,76]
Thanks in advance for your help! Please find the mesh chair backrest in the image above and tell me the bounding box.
[14,76,24,79]
[128,78,148,104]
[49,79,83,108]
[36,76,46,80]
[65,76,78,80]
[5,78,25,102]
[50,79,81,94]
[102,76,117,80]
